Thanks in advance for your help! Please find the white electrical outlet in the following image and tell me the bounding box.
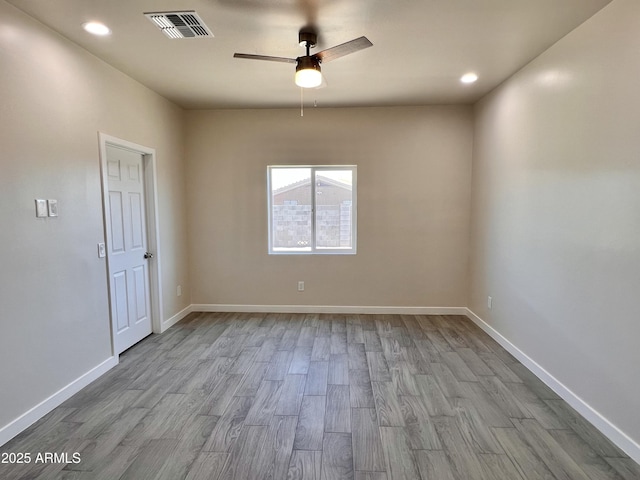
[177,285,182,297]
[298,281,305,292]
[97,242,106,258]
[487,296,493,309]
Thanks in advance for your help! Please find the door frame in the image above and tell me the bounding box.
[98,132,164,355]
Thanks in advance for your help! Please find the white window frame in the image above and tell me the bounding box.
[268,165,357,255]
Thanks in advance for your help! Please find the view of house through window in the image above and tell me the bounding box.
[268,166,357,254]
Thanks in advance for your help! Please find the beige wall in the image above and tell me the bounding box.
[469,0,640,449]
[186,106,473,308]
[0,1,189,431]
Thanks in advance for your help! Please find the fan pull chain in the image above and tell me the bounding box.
[300,87,304,117]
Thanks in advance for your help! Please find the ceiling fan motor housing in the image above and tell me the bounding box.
[298,28,317,48]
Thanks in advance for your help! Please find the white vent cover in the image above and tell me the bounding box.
[144,11,213,39]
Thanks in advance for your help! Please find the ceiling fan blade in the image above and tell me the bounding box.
[315,36,373,63]
[233,53,297,64]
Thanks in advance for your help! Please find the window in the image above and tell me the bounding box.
[268,166,357,254]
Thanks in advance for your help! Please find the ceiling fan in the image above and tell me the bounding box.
[234,27,373,89]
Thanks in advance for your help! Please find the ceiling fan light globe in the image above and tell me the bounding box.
[295,68,323,88]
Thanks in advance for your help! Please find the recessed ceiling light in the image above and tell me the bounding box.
[82,22,111,36]
[460,72,478,84]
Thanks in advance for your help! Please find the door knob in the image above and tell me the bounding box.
[144,252,154,259]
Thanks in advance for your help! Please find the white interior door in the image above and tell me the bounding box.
[105,144,153,353]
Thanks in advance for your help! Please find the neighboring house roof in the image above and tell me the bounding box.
[273,175,352,196]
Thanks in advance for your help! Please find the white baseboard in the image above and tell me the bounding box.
[191,304,468,315]
[0,356,118,447]
[464,308,640,464]
[161,304,194,332]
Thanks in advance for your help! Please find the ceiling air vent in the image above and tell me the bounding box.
[144,11,213,39]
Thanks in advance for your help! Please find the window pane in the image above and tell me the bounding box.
[271,168,312,252]
[315,169,353,250]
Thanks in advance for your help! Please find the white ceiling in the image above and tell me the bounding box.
[7,0,612,109]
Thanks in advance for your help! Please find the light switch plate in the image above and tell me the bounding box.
[35,199,48,218]
[98,242,106,258]
[47,199,58,217]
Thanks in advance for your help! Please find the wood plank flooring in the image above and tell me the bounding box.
[1,312,639,480]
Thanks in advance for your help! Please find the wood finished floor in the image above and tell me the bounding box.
[2,312,639,480]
